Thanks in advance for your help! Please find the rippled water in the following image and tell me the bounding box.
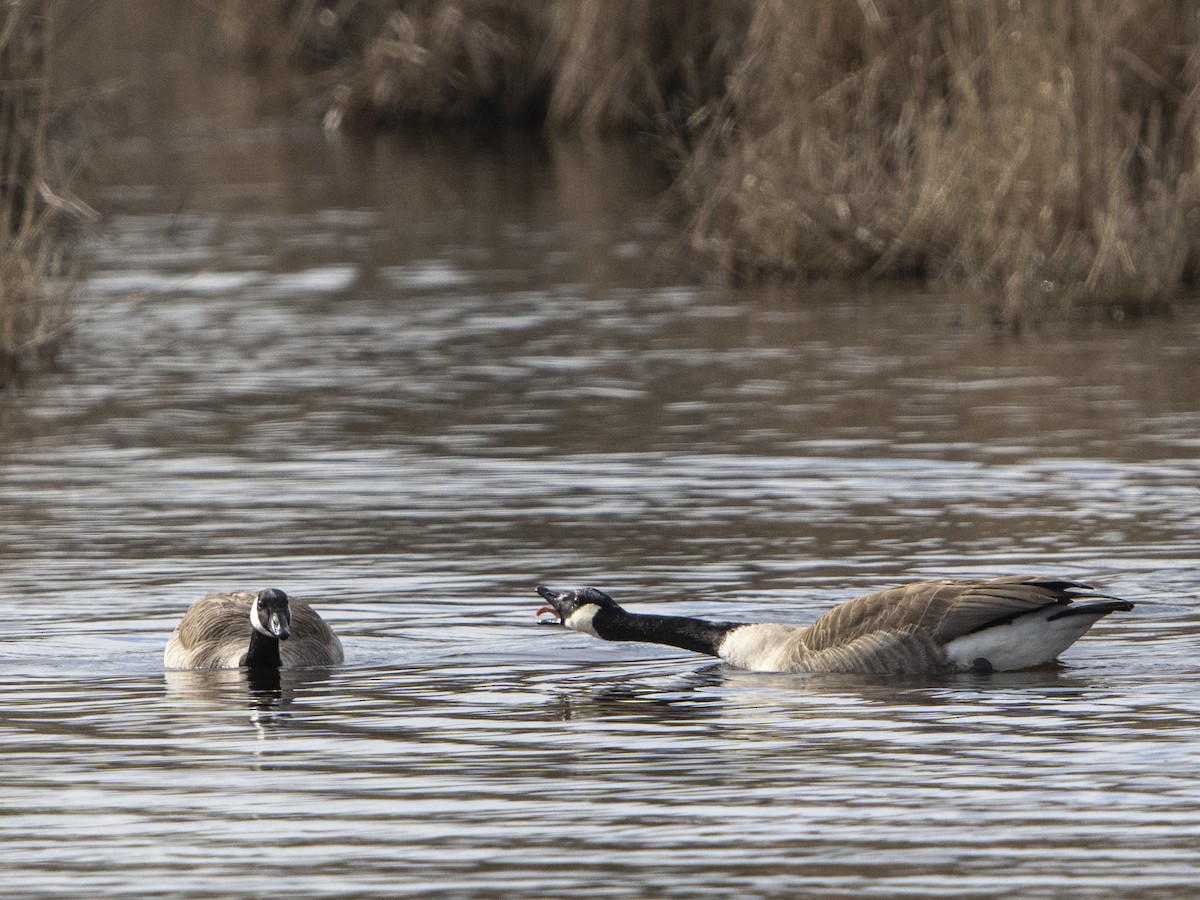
[2,17,1200,898]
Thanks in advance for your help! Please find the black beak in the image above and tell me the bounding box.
[268,610,290,640]
[535,585,574,619]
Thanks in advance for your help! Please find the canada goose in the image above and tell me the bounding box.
[164,588,344,670]
[534,577,1133,675]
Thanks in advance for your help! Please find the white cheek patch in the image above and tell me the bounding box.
[564,605,601,638]
[250,600,268,636]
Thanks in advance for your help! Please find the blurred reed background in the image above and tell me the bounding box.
[0,1,86,379]
[5,0,1198,362]
[218,0,1200,320]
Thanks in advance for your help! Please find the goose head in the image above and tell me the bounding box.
[535,585,622,637]
[250,588,291,641]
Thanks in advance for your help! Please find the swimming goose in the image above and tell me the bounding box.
[164,588,344,669]
[534,577,1133,674]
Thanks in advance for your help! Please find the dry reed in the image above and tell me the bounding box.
[544,0,748,133]
[219,0,551,127]
[224,0,1200,318]
[680,0,1200,318]
[0,1,79,380]
[220,0,747,131]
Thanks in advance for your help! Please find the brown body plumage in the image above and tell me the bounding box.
[722,576,1111,673]
[164,590,344,669]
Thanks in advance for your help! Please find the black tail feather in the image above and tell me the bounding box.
[1047,598,1134,621]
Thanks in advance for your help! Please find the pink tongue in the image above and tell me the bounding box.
[535,604,558,618]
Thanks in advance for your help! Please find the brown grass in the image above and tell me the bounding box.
[680,0,1200,319]
[0,1,81,380]
[223,0,1200,319]
[219,0,747,131]
[218,0,551,127]
[544,0,748,133]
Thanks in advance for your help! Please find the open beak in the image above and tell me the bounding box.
[535,585,573,621]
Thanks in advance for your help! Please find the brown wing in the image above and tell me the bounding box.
[280,599,345,666]
[800,628,945,675]
[801,576,1092,652]
[931,577,1094,641]
[165,592,256,668]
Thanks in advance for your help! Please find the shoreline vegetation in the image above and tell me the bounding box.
[221,0,1200,321]
[0,1,84,381]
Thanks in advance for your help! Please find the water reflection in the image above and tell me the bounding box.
[163,665,339,724]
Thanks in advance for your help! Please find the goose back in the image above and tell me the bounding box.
[719,577,1114,674]
[804,577,1088,646]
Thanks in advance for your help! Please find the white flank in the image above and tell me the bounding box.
[563,605,602,638]
[943,607,1106,671]
[717,624,807,672]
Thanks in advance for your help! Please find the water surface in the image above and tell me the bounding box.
[2,18,1199,897]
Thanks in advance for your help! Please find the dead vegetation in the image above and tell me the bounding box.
[218,0,747,133]
[218,0,551,127]
[680,0,1200,319]
[0,1,83,380]
[223,0,1200,319]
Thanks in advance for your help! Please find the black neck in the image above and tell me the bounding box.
[596,611,737,658]
[244,629,282,668]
